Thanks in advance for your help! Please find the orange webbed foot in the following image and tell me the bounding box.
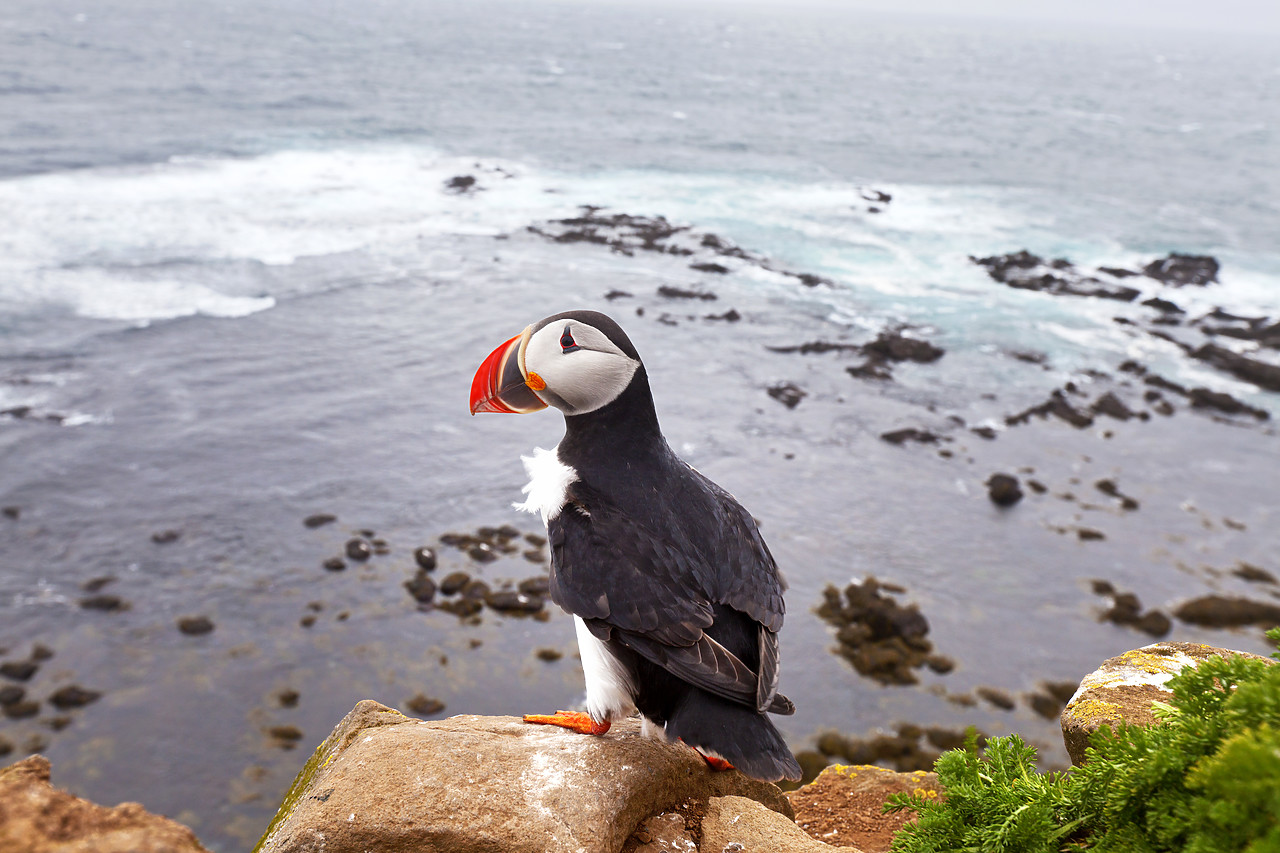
[701,754,735,772]
[522,710,611,736]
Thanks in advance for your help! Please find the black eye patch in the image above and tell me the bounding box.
[560,325,580,353]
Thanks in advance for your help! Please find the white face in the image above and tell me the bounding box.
[523,319,640,416]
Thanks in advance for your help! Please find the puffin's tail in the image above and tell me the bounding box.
[665,689,802,782]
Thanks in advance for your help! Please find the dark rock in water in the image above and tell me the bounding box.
[1142,253,1219,286]
[30,644,53,661]
[405,693,446,716]
[277,689,300,708]
[524,532,547,547]
[766,382,806,409]
[535,648,563,662]
[971,251,1140,301]
[322,557,346,572]
[704,309,741,322]
[49,685,101,710]
[970,426,998,440]
[1174,595,1280,628]
[860,188,892,204]
[1026,689,1068,720]
[816,578,944,686]
[1187,386,1269,419]
[461,579,491,600]
[444,174,478,194]
[413,547,437,571]
[1233,562,1277,584]
[151,529,180,544]
[766,340,863,355]
[1141,297,1185,315]
[485,590,545,614]
[1096,587,1170,637]
[1095,479,1139,510]
[1,506,18,519]
[604,289,633,300]
[404,570,437,604]
[985,473,1023,507]
[0,686,24,706]
[80,576,114,593]
[467,544,498,563]
[1077,528,1106,541]
[304,513,337,529]
[976,687,1015,711]
[880,428,942,446]
[1091,392,1138,421]
[790,271,834,288]
[657,285,716,301]
[0,660,38,682]
[177,616,215,636]
[1191,343,1280,392]
[439,571,470,596]
[1006,389,1094,429]
[863,328,944,364]
[436,598,483,618]
[809,722,965,774]
[1099,266,1140,278]
[344,538,372,561]
[268,724,304,748]
[79,594,128,612]
[517,576,551,597]
[689,261,730,274]
[1198,315,1280,349]
[2,700,39,720]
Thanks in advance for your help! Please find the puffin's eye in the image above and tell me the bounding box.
[560,325,580,353]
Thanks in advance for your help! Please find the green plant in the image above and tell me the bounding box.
[887,629,1280,853]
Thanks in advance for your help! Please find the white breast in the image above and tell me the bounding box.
[512,446,577,523]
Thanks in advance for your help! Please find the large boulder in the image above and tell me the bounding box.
[702,795,842,852]
[0,755,207,853]
[1059,641,1273,765]
[255,701,793,853]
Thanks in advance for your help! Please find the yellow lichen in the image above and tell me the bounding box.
[1064,697,1122,725]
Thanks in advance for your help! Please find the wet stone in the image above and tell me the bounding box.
[536,648,563,662]
[0,736,10,757]
[1174,595,1280,628]
[976,687,1016,711]
[277,689,300,708]
[524,532,547,547]
[405,694,446,716]
[767,382,807,409]
[0,686,25,706]
[1077,528,1106,541]
[29,645,52,662]
[439,572,471,596]
[0,661,38,682]
[523,549,546,563]
[404,570,437,604]
[413,547,438,571]
[2,700,39,720]
[80,576,115,593]
[1233,563,1277,584]
[322,557,346,572]
[468,544,498,563]
[79,594,127,612]
[345,538,372,561]
[268,725,304,748]
[49,685,101,710]
[985,473,1023,507]
[461,579,491,600]
[177,616,215,636]
[485,590,544,614]
[518,576,551,596]
[1,506,18,520]
[304,513,337,528]
[151,529,181,544]
[816,577,944,686]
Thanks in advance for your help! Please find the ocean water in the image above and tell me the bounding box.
[2,1,1279,849]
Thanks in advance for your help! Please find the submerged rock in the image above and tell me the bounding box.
[1173,595,1280,628]
[816,578,947,686]
[1141,253,1219,286]
[984,473,1023,507]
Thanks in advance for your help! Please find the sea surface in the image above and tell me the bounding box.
[2,1,1279,849]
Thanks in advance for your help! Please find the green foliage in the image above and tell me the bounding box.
[887,630,1280,853]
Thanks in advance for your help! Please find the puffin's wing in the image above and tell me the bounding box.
[548,486,789,714]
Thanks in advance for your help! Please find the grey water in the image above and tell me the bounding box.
[2,1,1279,850]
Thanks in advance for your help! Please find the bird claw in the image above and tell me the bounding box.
[522,710,611,736]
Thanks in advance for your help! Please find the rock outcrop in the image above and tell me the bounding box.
[1058,641,1273,765]
[254,701,797,853]
[0,755,208,853]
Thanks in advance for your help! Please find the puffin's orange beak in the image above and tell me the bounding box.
[470,326,548,415]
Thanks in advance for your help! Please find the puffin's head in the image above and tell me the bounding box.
[470,310,642,417]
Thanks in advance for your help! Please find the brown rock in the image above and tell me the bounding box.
[1059,641,1273,765]
[787,764,941,851]
[703,795,840,852]
[256,702,791,853]
[1173,595,1280,628]
[0,755,208,852]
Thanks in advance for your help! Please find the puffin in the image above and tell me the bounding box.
[469,309,801,783]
